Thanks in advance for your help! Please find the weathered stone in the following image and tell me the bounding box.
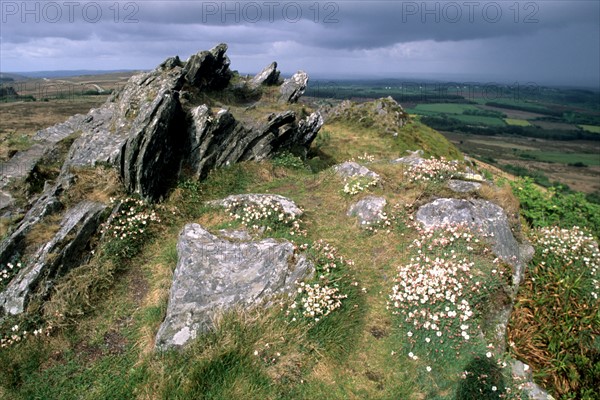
[207,194,303,219]
[347,196,387,227]
[155,223,313,350]
[447,179,482,193]
[250,62,280,87]
[183,43,232,90]
[279,71,308,103]
[0,200,107,315]
[333,161,380,181]
[391,150,425,166]
[187,105,322,178]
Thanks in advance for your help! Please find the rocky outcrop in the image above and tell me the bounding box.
[333,161,380,181]
[250,62,280,87]
[279,71,308,103]
[0,200,106,315]
[0,43,323,320]
[155,223,313,350]
[347,196,387,227]
[327,97,409,134]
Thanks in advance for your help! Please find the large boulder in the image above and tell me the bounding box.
[279,71,308,103]
[0,200,107,315]
[155,224,313,350]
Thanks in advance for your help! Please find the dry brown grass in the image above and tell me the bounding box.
[24,212,64,250]
[63,166,123,206]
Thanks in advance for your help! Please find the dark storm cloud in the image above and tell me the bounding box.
[0,1,598,86]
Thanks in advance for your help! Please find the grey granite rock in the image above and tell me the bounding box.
[155,223,313,350]
[250,62,280,87]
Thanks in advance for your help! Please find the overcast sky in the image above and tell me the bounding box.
[1,1,599,87]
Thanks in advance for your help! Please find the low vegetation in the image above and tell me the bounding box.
[1,85,598,400]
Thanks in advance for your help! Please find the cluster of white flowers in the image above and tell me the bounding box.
[295,282,347,322]
[0,261,22,288]
[389,222,504,362]
[364,211,393,234]
[101,197,161,241]
[343,176,379,195]
[288,240,354,322]
[403,157,459,183]
[0,323,53,348]
[532,226,599,300]
[350,152,376,163]
[224,196,305,236]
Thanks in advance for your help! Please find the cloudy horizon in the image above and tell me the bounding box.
[1,1,599,88]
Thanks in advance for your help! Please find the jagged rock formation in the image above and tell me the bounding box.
[333,161,380,181]
[155,223,313,350]
[279,71,308,103]
[0,43,322,317]
[0,201,106,315]
[188,105,323,178]
[347,196,387,228]
[250,62,280,87]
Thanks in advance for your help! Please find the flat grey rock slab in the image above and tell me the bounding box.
[155,223,313,350]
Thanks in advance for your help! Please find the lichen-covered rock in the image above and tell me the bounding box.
[447,179,482,193]
[347,196,387,227]
[333,161,380,181]
[0,200,107,315]
[250,62,280,87]
[155,224,313,350]
[279,71,308,103]
[511,360,555,400]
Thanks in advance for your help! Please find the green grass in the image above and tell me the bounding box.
[451,114,506,127]
[505,118,532,126]
[579,124,600,134]
[412,103,481,115]
[517,151,600,166]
